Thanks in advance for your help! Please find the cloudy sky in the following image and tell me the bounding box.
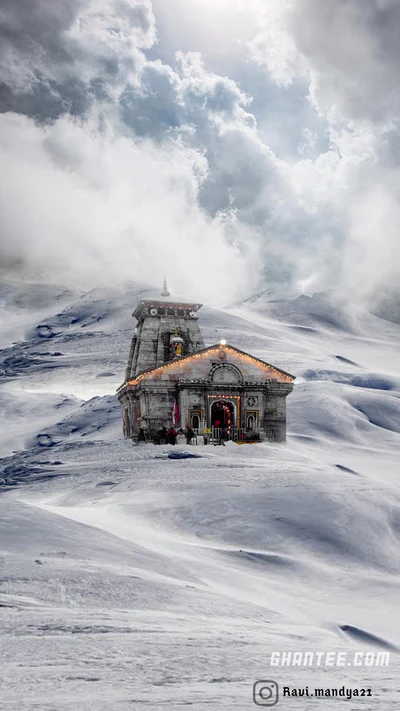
[0,0,399,304]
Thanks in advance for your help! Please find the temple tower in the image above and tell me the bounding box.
[125,280,205,379]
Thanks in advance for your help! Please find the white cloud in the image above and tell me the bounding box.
[0,0,400,308]
[248,0,308,87]
[249,0,400,125]
[64,0,156,93]
[0,112,260,303]
[245,0,400,302]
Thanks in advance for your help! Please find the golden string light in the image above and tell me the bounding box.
[207,394,240,398]
[117,344,293,392]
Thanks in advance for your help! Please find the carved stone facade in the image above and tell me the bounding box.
[118,297,295,443]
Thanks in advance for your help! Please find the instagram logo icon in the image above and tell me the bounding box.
[253,680,279,706]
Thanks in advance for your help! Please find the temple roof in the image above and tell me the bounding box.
[118,343,295,391]
[132,299,203,320]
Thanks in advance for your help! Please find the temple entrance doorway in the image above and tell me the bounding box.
[211,400,235,429]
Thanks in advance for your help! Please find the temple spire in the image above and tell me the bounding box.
[161,277,170,297]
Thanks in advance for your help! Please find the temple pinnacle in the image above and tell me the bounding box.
[161,277,170,297]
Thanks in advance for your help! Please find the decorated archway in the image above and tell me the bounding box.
[210,400,235,428]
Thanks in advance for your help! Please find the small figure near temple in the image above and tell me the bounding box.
[158,426,167,444]
[186,426,194,445]
[166,428,178,445]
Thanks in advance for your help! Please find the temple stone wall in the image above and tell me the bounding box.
[134,383,292,440]
[125,335,137,380]
[136,384,176,434]
[178,389,207,427]
[261,387,290,442]
[120,393,139,439]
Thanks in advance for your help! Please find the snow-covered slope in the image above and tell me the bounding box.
[1,278,400,710]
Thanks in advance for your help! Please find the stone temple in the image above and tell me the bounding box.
[118,281,295,443]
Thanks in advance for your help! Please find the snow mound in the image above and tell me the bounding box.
[30,395,121,445]
[303,369,398,391]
